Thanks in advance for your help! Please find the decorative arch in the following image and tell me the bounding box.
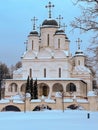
[20,83,26,92]
[8,83,18,92]
[38,83,50,97]
[52,83,63,92]
[1,105,21,112]
[66,83,76,92]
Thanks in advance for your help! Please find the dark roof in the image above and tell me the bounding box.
[29,31,38,35]
[75,49,84,56]
[55,30,64,34]
[42,19,58,26]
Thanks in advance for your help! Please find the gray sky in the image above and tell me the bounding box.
[0,0,91,66]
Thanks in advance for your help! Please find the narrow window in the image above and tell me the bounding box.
[29,68,32,78]
[59,68,61,78]
[58,39,60,48]
[47,34,49,46]
[78,60,80,65]
[44,68,46,78]
[32,40,34,50]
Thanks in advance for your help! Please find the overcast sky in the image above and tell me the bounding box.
[0,0,91,66]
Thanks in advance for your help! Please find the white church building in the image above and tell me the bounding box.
[3,2,97,111]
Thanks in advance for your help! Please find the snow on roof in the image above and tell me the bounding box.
[63,99,73,102]
[31,99,41,103]
[6,77,83,81]
[13,100,24,104]
[87,91,96,97]
[11,94,24,100]
[45,99,55,103]
[0,99,10,104]
[13,67,23,74]
[77,99,88,103]
[64,50,69,56]
[74,65,91,73]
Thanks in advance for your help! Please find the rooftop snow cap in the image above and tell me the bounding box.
[42,19,58,26]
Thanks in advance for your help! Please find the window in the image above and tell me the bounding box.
[66,83,76,92]
[59,68,61,78]
[78,60,80,65]
[10,83,18,92]
[44,68,46,78]
[58,39,60,48]
[47,34,49,46]
[32,40,34,50]
[29,68,32,78]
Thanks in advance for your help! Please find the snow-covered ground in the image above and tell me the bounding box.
[0,110,98,130]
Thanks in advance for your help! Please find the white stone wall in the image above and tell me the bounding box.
[40,27,57,48]
[21,58,71,79]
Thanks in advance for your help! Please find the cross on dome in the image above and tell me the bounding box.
[76,38,82,50]
[61,23,67,32]
[56,15,63,27]
[45,1,54,19]
[31,16,38,30]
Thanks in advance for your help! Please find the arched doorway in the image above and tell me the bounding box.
[8,83,18,92]
[1,105,21,112]
[38,83,49,97]
[66,83,76,97]
[52,83,63,97]
[20,83,26,93]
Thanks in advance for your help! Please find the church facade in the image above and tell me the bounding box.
[3,2,98,111]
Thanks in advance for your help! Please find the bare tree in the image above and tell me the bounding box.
[71,0,98,86]
[15,61,22,70]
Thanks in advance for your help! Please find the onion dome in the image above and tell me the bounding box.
[55,29,65,35]
[55,29,64,34]
[42,19,58,26]
[75,49,84,56]
[29,30,38,36]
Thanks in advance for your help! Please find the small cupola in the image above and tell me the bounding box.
[28,16,38,37]
[75,38,84,56]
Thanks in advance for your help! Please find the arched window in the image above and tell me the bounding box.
[9,83,18,92]
[58,39,60,49]
[29,68,32,78]
[59,68,61,78]
[44,68,46,78]
[66,83,76,92]
[47,34,49,46]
